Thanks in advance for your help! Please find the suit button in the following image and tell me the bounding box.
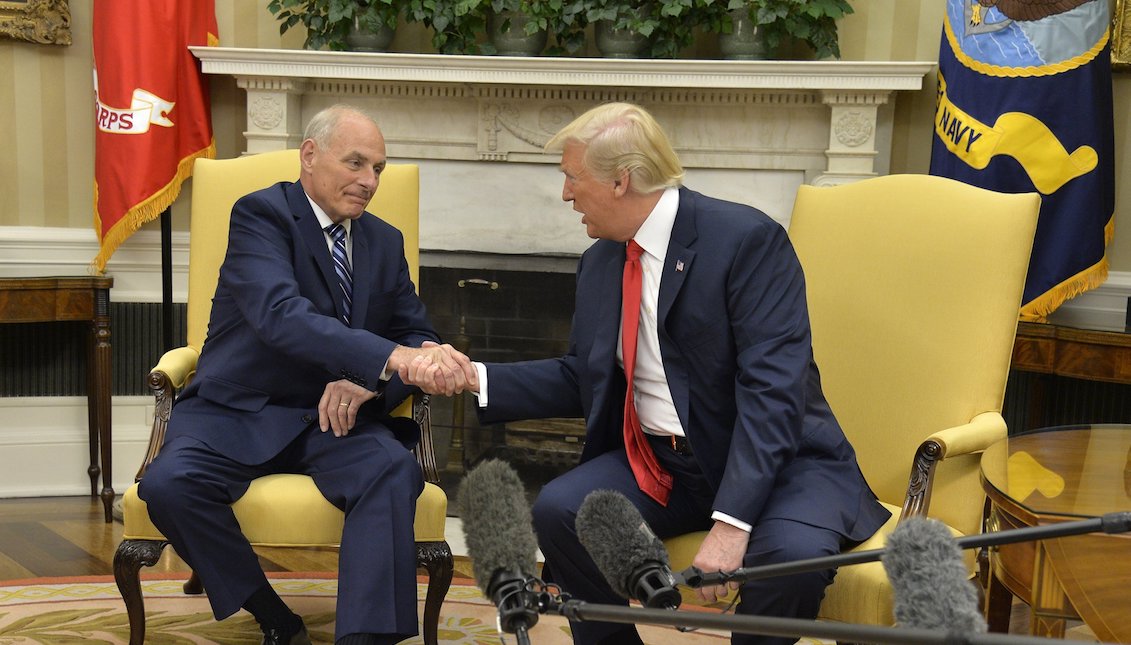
[301,414,314,423]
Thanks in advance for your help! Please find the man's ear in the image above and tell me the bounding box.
[299,139,316,171]
[612,172,630,196]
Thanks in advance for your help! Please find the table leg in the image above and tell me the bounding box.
[91,288,114,523]
[1029,540,1073,638]
[984,565,1014,633]
[85,342,100,499]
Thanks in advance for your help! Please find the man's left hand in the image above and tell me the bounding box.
[318,379,378,437]
[691,520,750,604]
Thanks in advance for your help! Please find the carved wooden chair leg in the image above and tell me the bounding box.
[113,539,168,645]
[417,541,454,645]
[183,571,204,595]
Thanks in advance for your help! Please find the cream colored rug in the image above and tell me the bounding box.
[0,573,739,644]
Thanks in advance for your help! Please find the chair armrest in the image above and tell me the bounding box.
[135,346,200,481]
[926,411,1006,458]
[413,395,440,485]
[150,346,200,390]
[901,412,1007,519]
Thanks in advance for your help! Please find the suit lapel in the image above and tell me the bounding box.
[588,245,625,420]
[350,216,372,329]
[290,181,350,324]
[658,188,698,325]
[658,188,698,432]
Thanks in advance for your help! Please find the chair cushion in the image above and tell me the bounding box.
[815,502,901,626]
[122,473,447,545]
[817,502,972,626]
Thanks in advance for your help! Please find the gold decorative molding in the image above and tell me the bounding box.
[1115,0,1130,71]
[0,0,71,46]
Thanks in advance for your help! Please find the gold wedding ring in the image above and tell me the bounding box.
[339,402,350,407]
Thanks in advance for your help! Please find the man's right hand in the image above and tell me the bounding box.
[391,341,478,396]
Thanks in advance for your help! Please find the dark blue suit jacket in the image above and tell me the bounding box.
[481,187,889,540]
[165,180,438,465]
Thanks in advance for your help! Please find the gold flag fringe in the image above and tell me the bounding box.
[1019,215,1114,322]
[91,140,216,274]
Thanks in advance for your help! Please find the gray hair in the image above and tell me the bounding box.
[303,104,379,147]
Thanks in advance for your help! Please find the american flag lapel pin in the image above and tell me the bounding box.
[675,259,685,272]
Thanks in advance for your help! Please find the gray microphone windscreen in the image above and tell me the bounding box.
[458,459,538,594]
[882,516,987,634]
[575,489,670,600]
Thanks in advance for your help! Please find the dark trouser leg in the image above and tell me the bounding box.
[731,518,843,645]
[137,437,268,619]
[298,423,424,641]
[530,450,713,645]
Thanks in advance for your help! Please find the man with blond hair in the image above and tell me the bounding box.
[406,103,889,644]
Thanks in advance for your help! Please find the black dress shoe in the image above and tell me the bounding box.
[262,621,312,645]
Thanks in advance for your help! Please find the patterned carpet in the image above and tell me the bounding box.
[0,573,734,644]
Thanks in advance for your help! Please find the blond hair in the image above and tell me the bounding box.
[545,103,684,194]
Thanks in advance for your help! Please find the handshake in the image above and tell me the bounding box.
[391,340,479,397]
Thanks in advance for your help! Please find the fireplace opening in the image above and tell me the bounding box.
[420,263,583,508]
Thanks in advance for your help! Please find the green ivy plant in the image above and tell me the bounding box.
[584,0,727,58]
[406,0,491,53]
[725,0,853,59]
[267,0,402,51]
[521,0,588,54]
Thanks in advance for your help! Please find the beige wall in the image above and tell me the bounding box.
[1,1,1127,267]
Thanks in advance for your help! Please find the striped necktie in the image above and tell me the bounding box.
[325,223,352,325]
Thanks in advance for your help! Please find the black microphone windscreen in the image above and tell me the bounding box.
[882,516,987,634]
[575,489,671,601]
[458,459,538,595]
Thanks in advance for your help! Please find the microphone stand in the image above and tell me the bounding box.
[679,511,1131,588]
[539,596,1091,645]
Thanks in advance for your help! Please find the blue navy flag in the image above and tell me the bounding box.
[930,0,1115,321]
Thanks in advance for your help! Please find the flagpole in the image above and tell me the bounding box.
[160,207,173,352]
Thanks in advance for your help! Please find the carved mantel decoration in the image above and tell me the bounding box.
[0,0,71,46]
[192,47,933,258]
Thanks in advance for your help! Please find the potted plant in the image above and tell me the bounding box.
[484,0,548,56]
[493,0,588,55]
[721,0,853,60]
[406,0,491,53]
[267,0,403,51]
[585,0,726,58]
[520,0,589,55]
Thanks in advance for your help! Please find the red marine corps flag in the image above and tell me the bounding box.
[92,2,217,273]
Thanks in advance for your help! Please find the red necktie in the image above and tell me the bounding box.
[622,240,673,506]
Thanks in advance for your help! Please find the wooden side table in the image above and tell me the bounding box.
[1011,322,1131,427]
[980,425,1131,642]
[0,277,115,522]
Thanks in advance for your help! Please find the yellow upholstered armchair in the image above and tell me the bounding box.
[112,150,452,645]
[664,174,1040,629]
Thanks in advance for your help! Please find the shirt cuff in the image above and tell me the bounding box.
[711,511,752,533]
[473,362,488,407]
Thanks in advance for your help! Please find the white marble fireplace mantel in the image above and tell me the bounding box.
[192,47,933,260]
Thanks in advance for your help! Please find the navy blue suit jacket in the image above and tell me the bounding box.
[165,180,438,465]
[481,187,888,540]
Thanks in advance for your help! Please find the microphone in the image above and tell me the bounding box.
[882,516,987,634]
[458,459,540,643]
[575,489,682,609]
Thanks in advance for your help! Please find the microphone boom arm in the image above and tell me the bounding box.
[545,597,1085,645]
[679,511,1131,588]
